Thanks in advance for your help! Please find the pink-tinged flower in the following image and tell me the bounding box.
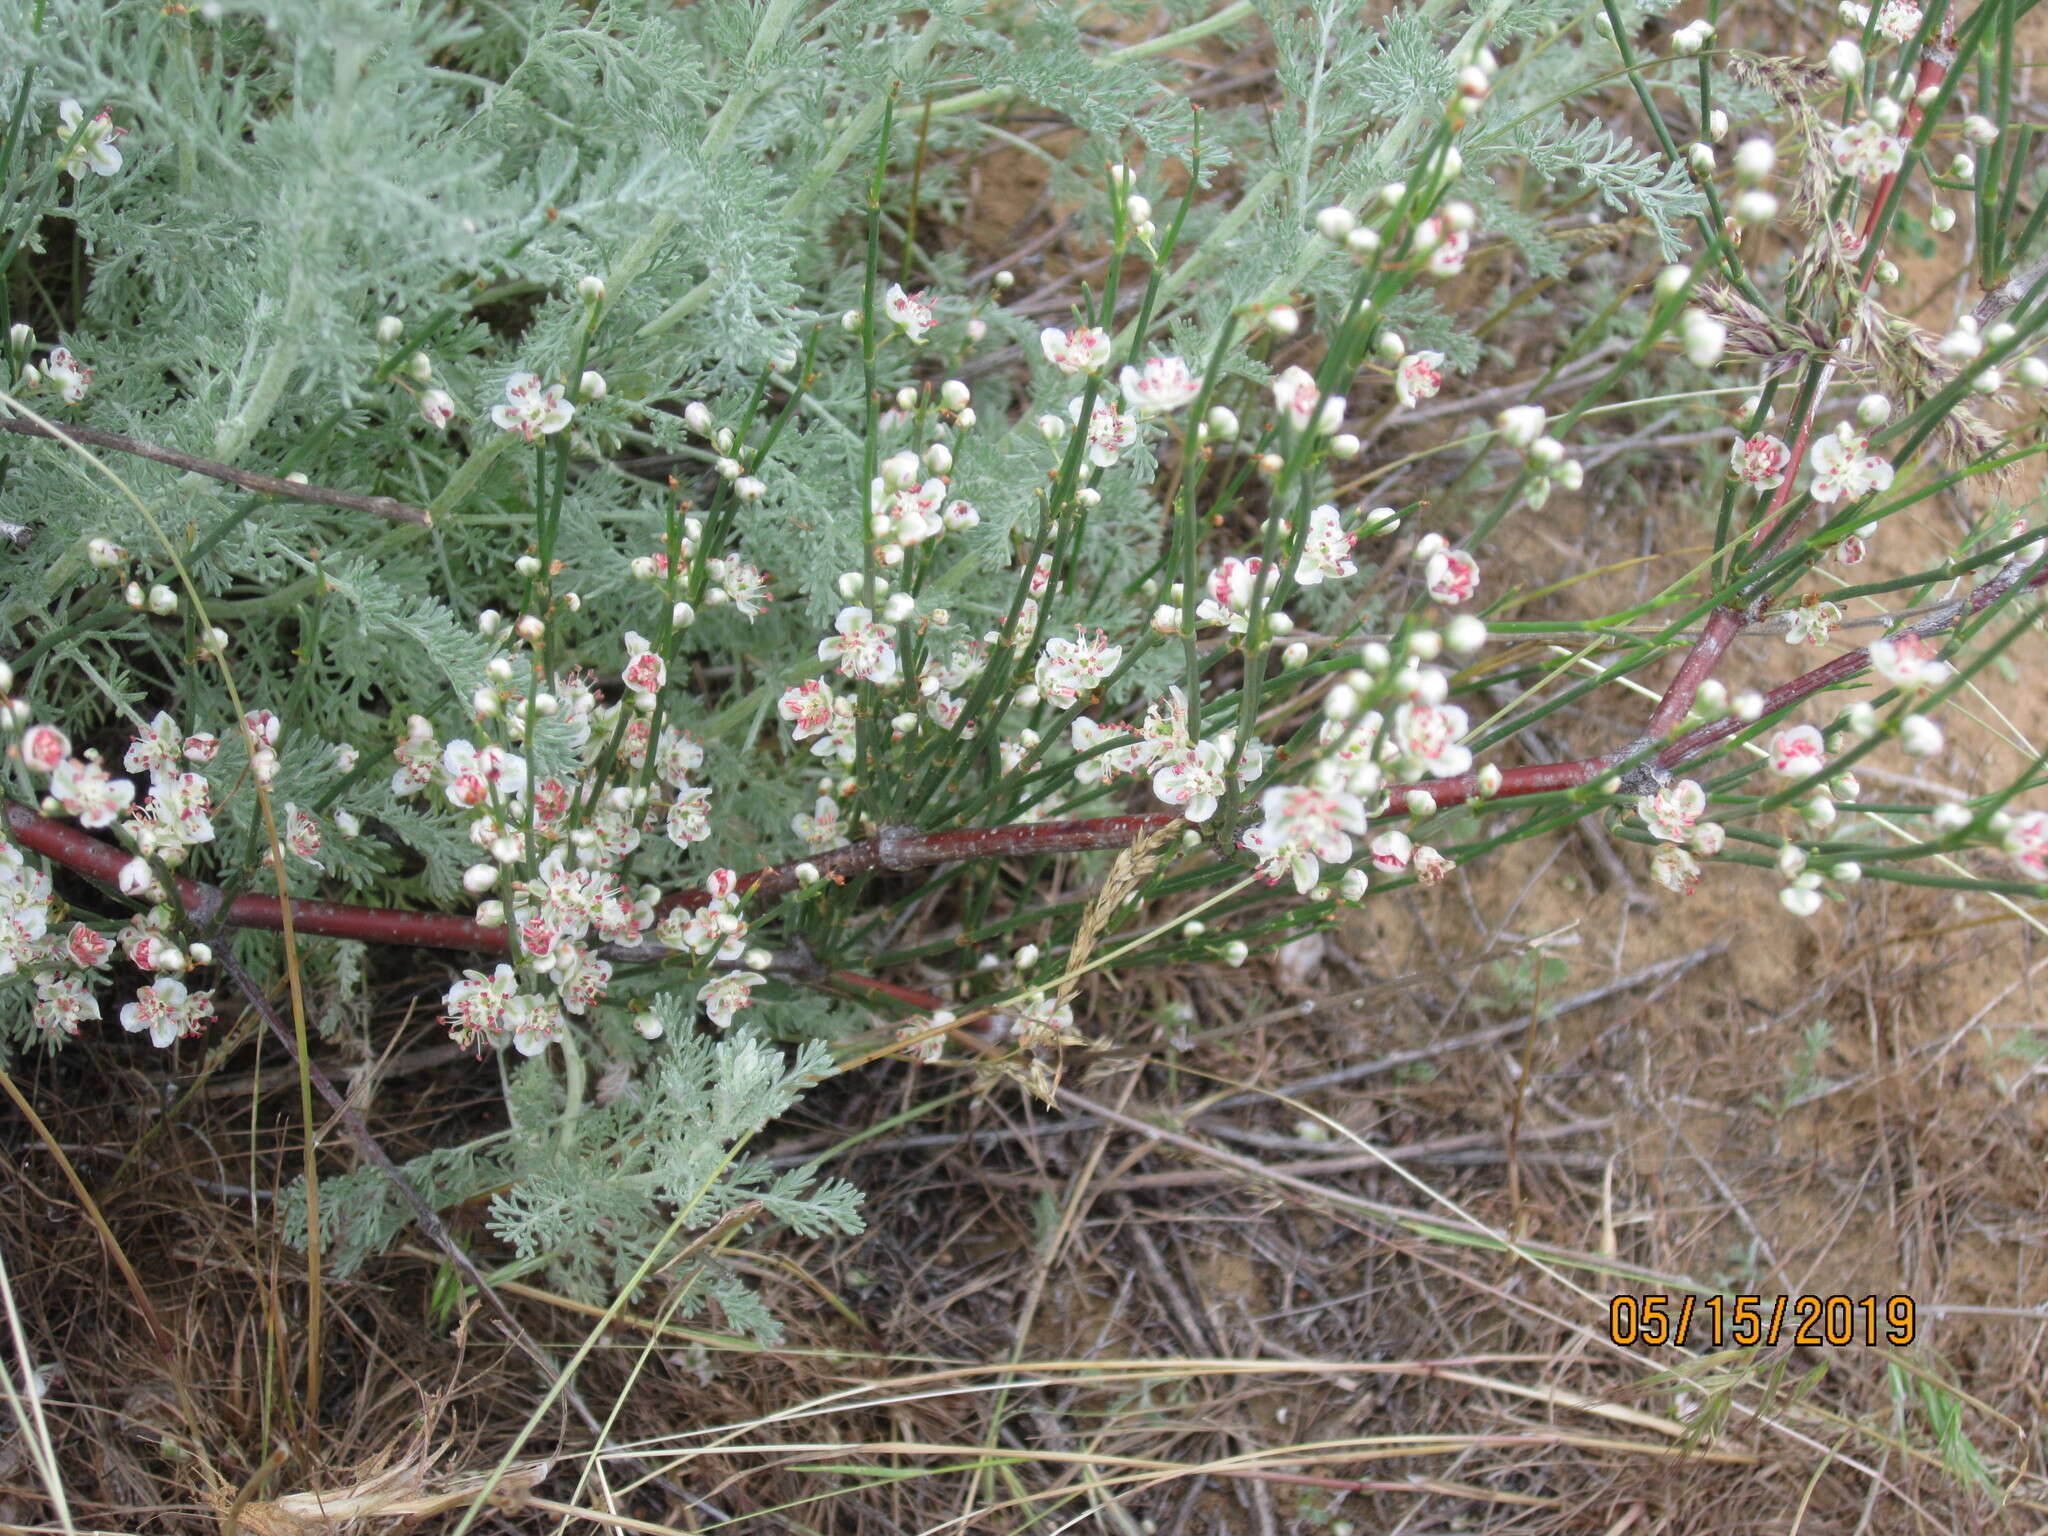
[1769,724,1828,778]
[779,679,838,739]
[1035,629,1122,706]
[818,605,900,685]
[1422,218,1470,275]
[1069,394,1138,467]
[1412,845,1456,884]
[1809,424,1895,503]
[1297,504,1357,585]
[662,785,712,849]
[793,794,842,850]
[1868,631,1948,689]
[1241,783,1369,893]
[2004,810,2048,880]
[420,389,456,430]
[1012,991,1079,1050]
[1730,432,1792,488]
[1638,778,1706,843]
[43,346,92,402]
[621,631,667,698]
[490,372,574,441]
[0,848,54,979]
[284,803,321,866]
[442,963,522,1050]
[1028,552,1055,597]
[241,709,281,750]
[699,970,764,1029]
[1649,843,1702,894]
[511,1001,565,1057]
[895,1016,947,1063]
[54,98,125,180]
[1272,365,1345,435]
[390,715,440,797]
[1370,829,1413,872]
[1196,556,1271,634]
[943,498,980,533]
[64,923,113,968]
[1830,118,1906,183]
[1041,325,1112,375]
[49,752,135,829]
[884,284,935,343]
[653,725,705,790]
[20,724,70,774]
[1877,0,1923,39]
[1424,548,1480,606]
[1394,351,1445,408]
[32,970,99,1037]
[714,558,772,618]
[182,732,219,763]
[119,977,213,1050]
[1392,700,1473,779]
[1152,738,1229,823]
[1118,355,1202,415]
[1784,601,1843,647]
[126,771,214,855]
[441,739,528,807]
[1835,533,1869,566]
[1689,821,1726,858]
[123,711,183,784]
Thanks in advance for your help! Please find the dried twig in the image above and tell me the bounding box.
[0,416,432,527]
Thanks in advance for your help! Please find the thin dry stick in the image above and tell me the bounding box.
[0,416,432,526]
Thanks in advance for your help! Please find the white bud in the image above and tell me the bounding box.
[2017,357,2048,390]
[1221,940,1249,967]
[883,592,916,623]
[188,942,213,966]
[1899,713,1943,757]
[1444,614,1487,654]
[993,269,1015,289]
[955,406,977,429]
[514,614,544,643]
[795,862,821,886]
[1929,203,1956,233]
[1406,789,1438,817]
[1972,367,2002,395]
[490,835,522,863]
[1407,628,1442,662]
[405,351,432,383]
[117,857,154,896]
[1962,114,1999,146]
[1733,689,1765,722]
[124,581,145,609]
[1075,486,1100,507]
[86,537,125,568]
[840,309,863,332]
[1709,108,1729,142]
[1827,37,1863,79]
[1315,204,1356,241]
[1265,303,1300,337]
[1281,641,1310,669]
[1687,141,1715,175]
[463,863,499,894]
[486,656,515,683]
[1734,138,1775,182]
[375,314,403,344]
[1206,405,1239,440]
[1152,604,1183,635]
[1951,152,1976,180]
[1377,329,1406,361]
[1672,18,1713,54]
[940,379,971,410]
[924,442,953,475]
[514,554,541,578]
[1733,188,1779,227]
[1362,505,1402,536]
[1682,310,1728,367]
[579,369,606,401]
[683,401,714,435]
[577,274,606,302]
[1125,193,1152,225]
[734,475,766,502]
[1346,225,1381,256]
[1327,431,1361,460]
[1037,413,1066,441]
[1856,393,1892,427]
[1778,843,1809,879]
[1475,762,1503,798]
[146,584,179,616]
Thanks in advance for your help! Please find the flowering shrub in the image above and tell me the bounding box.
[0,0,2044,1324]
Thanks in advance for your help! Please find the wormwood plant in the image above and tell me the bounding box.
[0,0,2044,1329]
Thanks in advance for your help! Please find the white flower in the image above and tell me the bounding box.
[1241,784,1368,894]
[1118,355,1202,414]
[1393,351,1444,408]
[490,373,574,441]
[420,389,456,430]
[818,605,900,685]
[48,752,134,828]
[1784,601,1843,646]
[1780,882,1824,918]
[1420,216,1469,275]
[1424,548,1480,605]
[884,284,935,342]
[1809,424,1895,503]
[1868,631,1948,689]
[699,970,764,1029]
[119,977,213,1049]
[1391,700,1472,779]
[1035,630,1122,706]
[1830,119,1906,183]
[55,99,124,180]
[39,345,93,403]
[1877,0,1923,38]
[2003,809,2048,879]
[1152,738,1229,823]
[1272,365,1344,435]
[1769,724,1828,778]
[1729,432,1792,488]
[441,739,528,807]
[1497,405,1546,448]
[1068,395,1137,466]
[1041,326,1112,375]
[1196,556,1273,634]
[1296,505,1357,585]
[1649,844,1702,894]
[1638,779,1706,843]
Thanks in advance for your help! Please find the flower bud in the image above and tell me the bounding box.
[405,351,432,383]
[375,315,403,344]
[1733,689,1764,721]
[1206,404,1239,440]
[1475,762,1503,797]
[1330,431,1361,459]
[1315,204,1356,241]
[1733,189,1778,227]
[1827,38,1863,79]
[940,378,971,411]
[463,863,499,894]
[1037,413,1066,441]
[840,309,862,332]
[1672,18,1713,53]
[1445,613,1487,654]
[147,584,178,615]
[1346,225,1381,256]
[1930,204,1956,233]
[1687,141,1715,174]
[1221,940,1249,967]
[577,273,606,302]
[1265,303,1300,337]
[1899,713,1943,757]
[1733,138,1775,182]
[1709,108,1728,142]
[1362,505,1402,536]
[1962,114,1998,145]
[514,614,544,642]
[579,369,606,401]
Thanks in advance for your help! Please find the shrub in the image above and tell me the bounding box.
[0,0,2043,1335]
